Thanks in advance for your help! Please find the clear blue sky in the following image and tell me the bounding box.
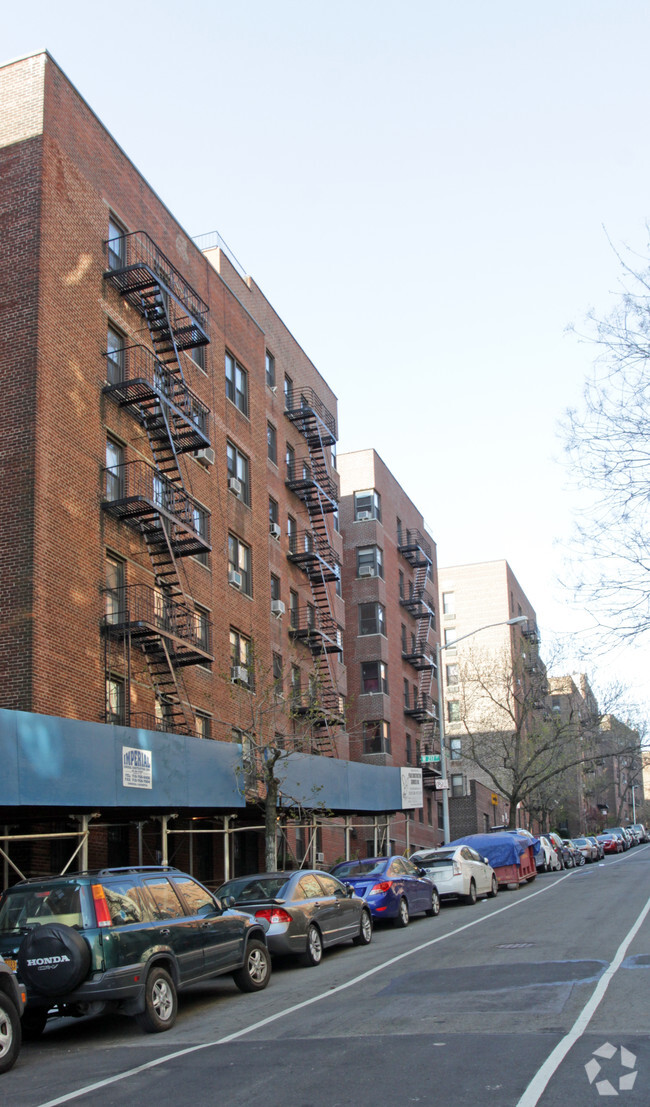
[5,1,650,709]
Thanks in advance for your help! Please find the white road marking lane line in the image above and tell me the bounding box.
[516,889,650,1107]
[35,850,646,1107]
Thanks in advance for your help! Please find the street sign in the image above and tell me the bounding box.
[491,793,499,806]
[421,754,441,764]
[435,779,449,790]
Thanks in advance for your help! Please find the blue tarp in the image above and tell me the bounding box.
[448,831,536,868]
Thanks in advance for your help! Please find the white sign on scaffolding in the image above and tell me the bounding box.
[400,767,424,810]
[122,746,153,789]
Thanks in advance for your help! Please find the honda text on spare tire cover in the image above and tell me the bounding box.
[0,866,271,1036]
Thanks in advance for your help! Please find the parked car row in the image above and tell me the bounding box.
[535,824,647,872]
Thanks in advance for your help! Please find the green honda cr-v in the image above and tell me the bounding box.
[0,866,270,1036]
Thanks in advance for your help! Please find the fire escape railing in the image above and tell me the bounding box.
[103,583,213,665]
[102,460,211,559]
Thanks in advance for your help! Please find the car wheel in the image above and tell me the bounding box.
[0,994,21,1075]
[353,909,373,945]
[300,924,324,966]
[135,966,177,1033]
[20,1008,48,1040]
[393,897,409,928]
[488,876,498,898]
[233,940,271,992]
[465,880,477,905]
[425,889,441,917]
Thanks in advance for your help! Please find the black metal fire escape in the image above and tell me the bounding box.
[102,231,212,734]
[285,388,343,752]
[399,529,439,779]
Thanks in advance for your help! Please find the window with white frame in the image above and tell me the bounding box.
[225,351,248,415]
[192,502,210,567]
[105,554,124,625]
[289,589,299,628]
[267,422,277,464]
[358,602,385,636]
[106,323,126,385]
[105,438,124,501]
[266,350,276,389]
[447,700,461,723]
[226,440,250,505]
[270,574,281,603]
[284,373,293,409]
[363,720,391,754]
[285,441,295,479]
[442,591,455,616]
[230,629,252,685]
[446,663,459,686]
[269,497,279,527]
[450,737,462,760]
[354,489,381,522]
[193,605,210,654]
[361,661,388,695]
[195,711,211,739]
[356,546,383,578]
[451,774,464,797]
[107,214,126,270]
[106,674,125,725]
[444,628,457,650]
[228,534,251,596]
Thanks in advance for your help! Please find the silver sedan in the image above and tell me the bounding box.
[216,870,372,967]
[409,846,498,904]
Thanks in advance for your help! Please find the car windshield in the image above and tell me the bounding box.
[0,884,86,934]
[217,876,289,903]
[331,860,388,878]
[574,838,588,846]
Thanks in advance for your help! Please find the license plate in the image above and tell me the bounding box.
[4,958,17,972]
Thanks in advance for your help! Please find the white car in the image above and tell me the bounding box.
[410,846,498,904]
[536,835,563,872]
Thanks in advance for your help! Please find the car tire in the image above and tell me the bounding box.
[353,909,373,945]
[0,994,21,1075]
[488,876,498,898]
[393,897,409,928]
[233,940,271,992]
[300,924,324,967]
[135,966,177,1033]
[425,889,440,917]
[18,923,91,997]
[465,880,477,905]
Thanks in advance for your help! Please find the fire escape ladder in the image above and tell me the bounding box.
[140,287,186,380]
[143,519,186,604]
[141,634,194,734]
[142,402,186,484]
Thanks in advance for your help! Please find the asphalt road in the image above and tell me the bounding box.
[3,845,649,1107]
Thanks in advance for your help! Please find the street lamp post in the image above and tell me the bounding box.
[436,615,528,844]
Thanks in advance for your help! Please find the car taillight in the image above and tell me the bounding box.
[254,907,292,925]
[452,861,462,876]
[91,883,113,928]
[369,881,392,895]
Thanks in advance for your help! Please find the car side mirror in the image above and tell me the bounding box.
[344,883,355,897]
[484,858,490,865]
[220,894,236,909]
[416,867,426,877]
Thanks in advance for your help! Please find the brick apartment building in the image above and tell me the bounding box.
[436,560,540,837]
[338,450,443,855]
[0,50,409,881]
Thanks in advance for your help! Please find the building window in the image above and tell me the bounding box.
[426,797,432,825]
[356,546,383,579]
[287,514,297,550]
[447,701,461,723]
[444,629,457,650]
[451,774,464,798]
[284,373,294,409]
[188,345,206,372]
[226,441,250,505]
[270,574,281,603]
[105,438,124,501]
[396,517,402,544]
[403,679,410,708]
[358,602,385,636]
[363,720,391,754]
[442,591,455,616]
[225,351,248,415]
[361,661,388,695]
[106,674,125,725]
[289,589,299,629]
[107,215,126,270]
[105,554,124,625]
[446,664,459,686]
[230,629,252,685]
[437,802,444,830]
[269,497,279,528]
[354,489,381,522]
[195,711,211,740]
[285,441,295,479]
[273,652,283,692]
[450,737,462,760]
[265,350,276,389]
[228,534,251,596]
[290,664,301,702]
[398,570,404,598]
[192,502,210,567]
[405,733,412,763]
[267,422,277,464]
[193,605,210,653]
[332,507,340,533]
[106,323,126,385]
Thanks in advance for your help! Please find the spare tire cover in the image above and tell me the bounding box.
[18,923,91,997]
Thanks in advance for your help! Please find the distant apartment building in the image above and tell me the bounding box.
[338,450,442,854]
[436,560,540,837]
[0,50,407,881]
[545,674,599,836]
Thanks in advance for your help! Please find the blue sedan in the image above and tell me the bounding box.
[330,856,439,927]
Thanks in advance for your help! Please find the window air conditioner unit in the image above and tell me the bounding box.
[359,565,374,577]
[195,447,215,467]
[271,600,286,617]
[228,477,242,496]
[228,569,242,589]
[269,522,281,539]
[231,666,248,683]
[315,852,325,863]
[357,510,372,521]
